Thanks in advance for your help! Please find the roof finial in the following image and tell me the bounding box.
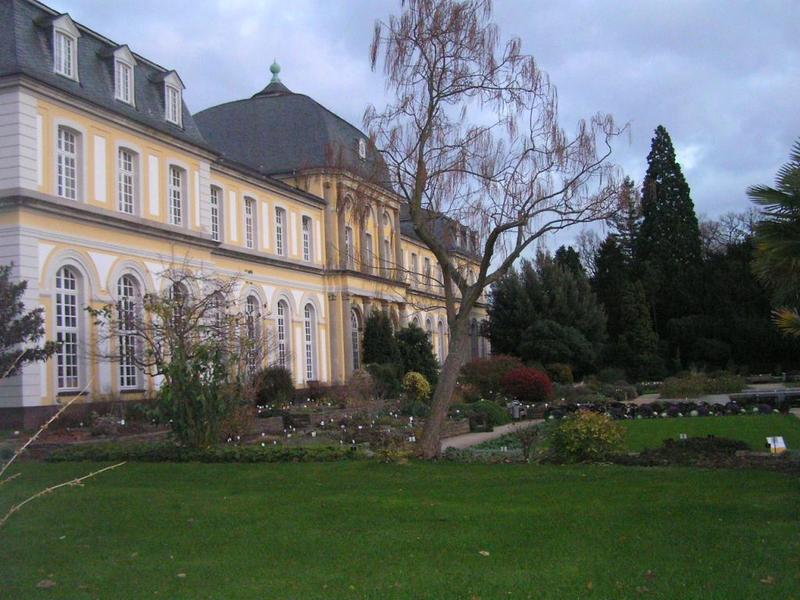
[270,59,281,83]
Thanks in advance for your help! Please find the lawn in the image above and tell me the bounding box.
[621,414,800,452]
[1,462,799,599]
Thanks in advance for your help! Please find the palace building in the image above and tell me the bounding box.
[0,0,488,424]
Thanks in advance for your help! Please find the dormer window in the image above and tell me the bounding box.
[51,15,80,80]
[166,85,181,126]
[113,46,137,105]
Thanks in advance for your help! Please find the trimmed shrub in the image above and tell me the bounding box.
[451,400,510,431]
[396,323,439,384]
[366,363,402,399]
[252,366,294,406]
[545,363,574,384]
[660,372,746,398]
[549,411,625,462]
[402,371,431,405]
[460,355,524,399]
[500,367,554,403]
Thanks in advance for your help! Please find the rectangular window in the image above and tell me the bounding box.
[168,166,183,226]
[302,216,312,262]
[244,197,255,249]
[54,31,75,78]
[411,253,419,284]
[210,187,221,242]
[165,85,182,126]
[365,233,374,272]
[115,61,133,104]
[275,207,286,256]
[424,257,432,289]
[57,127,78,200]
[117,148,135,214]
[345,227,354,269]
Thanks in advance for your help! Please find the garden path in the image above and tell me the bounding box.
[440,420,542,452]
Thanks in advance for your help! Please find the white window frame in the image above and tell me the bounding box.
[345,226,355,269]
[165,84,182,126]
[115,60,134,105]
[244,196,256,250]
[54,30,77,80]
[210,186,222,242]
[304,303,317,382]
[168,165,185,226]
[351,308,361,371]
[117,274,140,389]
[424,257,432,290]
[276,300,290,370]
[302,216,312,262]
[245,295,261,373]
[56,125,80,201]
[275,207,287,256]
[55,266,80,391]
[117,147,137,214]
[411,253,419,284]
[364,232,374,273]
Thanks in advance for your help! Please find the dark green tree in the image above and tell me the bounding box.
[362,310,400,365]
[396,323,439,385]
[487,252,607,375]
[607,280,664,379]
[554,245,585,277]
[609,176,641,261]
[0,264,58,378]
[592,237,630,341]
[637,125,702,335]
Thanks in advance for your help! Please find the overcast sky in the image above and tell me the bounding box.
[51,0,800,247]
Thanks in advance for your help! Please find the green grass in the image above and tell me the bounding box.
[622,414,800,452]
[1,462,799,599]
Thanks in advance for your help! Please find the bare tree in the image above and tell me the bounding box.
[575,228,603,279]
[365,0,623,457]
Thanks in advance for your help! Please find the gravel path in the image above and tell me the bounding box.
[440,420,542,452]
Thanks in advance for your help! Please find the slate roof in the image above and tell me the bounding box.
[194,80,392,189]
[0,0,208,148]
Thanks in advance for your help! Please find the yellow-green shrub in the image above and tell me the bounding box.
[549,411,625,462]
[402,371,431,404]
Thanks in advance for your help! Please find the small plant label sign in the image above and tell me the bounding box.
[766,436,786,454]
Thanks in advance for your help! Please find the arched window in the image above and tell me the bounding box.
[245,295,261,373]
[382,212,392,273]
[351,308,361,371]
[117,274,140,389]
[169,281,189,330]
[412,316,420,328]
[55,266,80,391]
[438,320,446,362]
[276,300,290,370]
[344,226,355,269]
[304,303,317,381]
[425,318,433,341]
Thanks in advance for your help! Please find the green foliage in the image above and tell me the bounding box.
[750,138,800,334]
[48,442,365,463]
[500,367,554,403]
[362,310,400,365]
[252,366,294,406]
[158,345,238,448]
[608,280,664,379]
[396,323,439,384]
[549,411,625,462]
[637,125,703,335]
[0,263,58,378]
[487,253,607,375]
[554,245,584,277]
[545,363,573,384]
[450,399,511,431]
[660,372,746,398]
[459,354,523,400]
[401,371,431,405]
[366,362,402,399]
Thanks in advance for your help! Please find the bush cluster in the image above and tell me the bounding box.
[459,355,523,400]
[47,442,366,463]
[449,399,510,431]
[252,366,294,406]
[548,411,625,462]
[500,367,554,403]
[612,436,751,467]
[660,372,746,398]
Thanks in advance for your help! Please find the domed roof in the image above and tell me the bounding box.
[194,66,390,189]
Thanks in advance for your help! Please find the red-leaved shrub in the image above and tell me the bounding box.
[501,367,554,403]
[459,355,524,400]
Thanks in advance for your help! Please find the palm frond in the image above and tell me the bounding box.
[773,307,800,337]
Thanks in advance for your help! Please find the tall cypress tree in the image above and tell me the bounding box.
[609,176,642,261]
[637,125,702,335]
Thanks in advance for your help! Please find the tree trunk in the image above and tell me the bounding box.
[419,317,471,459]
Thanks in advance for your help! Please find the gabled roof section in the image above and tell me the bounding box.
[2,0,208,148]
[110,44,137,66]
[150,69,184,90]
[40,13,80,38]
